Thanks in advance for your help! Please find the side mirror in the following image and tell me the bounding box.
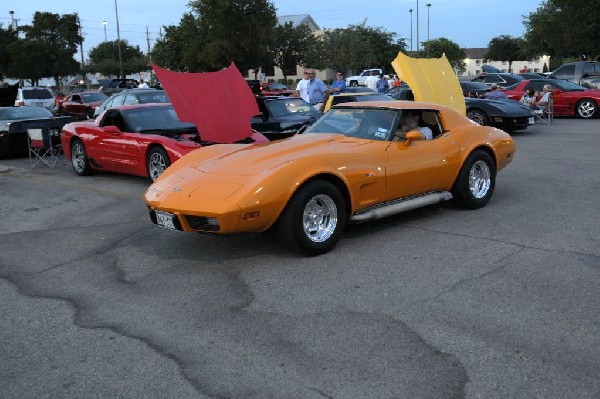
[103,125,121,134]
[402,131,425,146]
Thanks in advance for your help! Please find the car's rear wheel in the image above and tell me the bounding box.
[71,139,91,176]
[452,150,496,209]
[576,99,598,119]
[278,180,346,256]
[466,109,490,126]
[147,147,171,182]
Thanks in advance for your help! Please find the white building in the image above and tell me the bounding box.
[461,48,551,76]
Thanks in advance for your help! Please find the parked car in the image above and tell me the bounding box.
[546,61,600,89]
[0,106,74,158]
[98,78,139,95]
[502,78,600,118]
[471,72,524,87]
[518,72,546,80]
[345,68,383,87]
[388,85,536,132]
[62,103,268,182]
[252,96,321,140]
[14,87,56,111]
[93,88,170,118]
[143,53,516,255]
[57,91,109,119]
[259,82,295,96]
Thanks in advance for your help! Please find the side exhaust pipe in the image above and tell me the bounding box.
[350,191,453,223]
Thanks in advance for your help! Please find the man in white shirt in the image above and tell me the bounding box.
[138,80,149,88]
[364,70,379,90]
[295,70,310,102]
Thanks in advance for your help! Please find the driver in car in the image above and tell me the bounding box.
[393,110,433,141]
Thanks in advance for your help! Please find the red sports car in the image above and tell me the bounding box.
[57,91,109,120]
[61,103,268,181]
[260,82,295,96]
[502,79,600,118]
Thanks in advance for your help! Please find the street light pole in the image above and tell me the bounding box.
[409,9,413,52]
[416,0,419,53]
[114,0,123,79]
[102,20,107,42]
[426,3,431,58]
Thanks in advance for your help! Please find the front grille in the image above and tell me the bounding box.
[184,215,220,232]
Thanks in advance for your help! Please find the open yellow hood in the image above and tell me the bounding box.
[391,52,466,116]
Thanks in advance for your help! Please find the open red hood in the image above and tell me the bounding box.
[152,63,259,143]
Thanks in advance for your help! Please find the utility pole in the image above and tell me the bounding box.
[77,15,86,88]
[146,26,153,84]
[426,3,431,58]
[416,0,420,53]
[114,0,123,79]
[409,9,413,52]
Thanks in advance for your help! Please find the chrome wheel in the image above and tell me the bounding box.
[577,100,597,119]
[467,110,487,125]
[72,142,85,173]
[469,160,491,199]
[302,194,338,243]
[148,151,168,181]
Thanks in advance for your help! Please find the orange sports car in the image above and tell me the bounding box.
[143,55,516,255]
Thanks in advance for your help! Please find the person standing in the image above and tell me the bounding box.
[376,74,389,93]
[365,70,379,90]
[330,71,347,95]
[305,69,327,109]
[138,80,149,88]
[484,83,508,100]
[295,70,310,102]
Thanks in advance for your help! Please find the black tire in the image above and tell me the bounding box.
[70,139,92,176]
[452,150,496,209]
[147,147,171,182]
[277,180,346,256]
[575,99,598,119]
[466,109,490,126]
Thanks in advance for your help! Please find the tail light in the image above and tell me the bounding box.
[16,100,25,106]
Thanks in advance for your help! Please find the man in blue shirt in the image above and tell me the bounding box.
[330,71,347,95]
[306,69,328,108]
[484,83,508,100]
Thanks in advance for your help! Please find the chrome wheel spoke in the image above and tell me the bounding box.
[302,194,337,243]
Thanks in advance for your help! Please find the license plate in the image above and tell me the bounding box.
[528,117,535,125]
[155,211,177,230]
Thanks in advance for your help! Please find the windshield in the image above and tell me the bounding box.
[305,108,398,141]
[22,88,53,100]
[123,106,196,133]
[82,92,109,102]
[0,107,53,120]
[136,91,170,104]
[266,97,313,117]
[551,80,587,91]
[266,83,289,90]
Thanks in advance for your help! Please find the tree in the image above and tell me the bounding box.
[309,22,405,74]
[421,37,466,74]
[151,13,203,72]
[88,40,147,78]
[269,22,312,81]
[188,0,277,73]
[524,0,600,60]
[6,12,81,88]
[0,26,18,81]
[485,35,527,73]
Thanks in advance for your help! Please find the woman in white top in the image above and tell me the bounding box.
[394,110,433,141]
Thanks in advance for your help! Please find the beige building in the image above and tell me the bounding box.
[461,48,551,76]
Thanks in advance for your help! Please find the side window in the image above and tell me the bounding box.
[123,94,138,105]
[112,94,126,106]
[583,64,594,75]
[72,95,82,103]
[526,81,544,92]
[553,65,575,80]
[361,71,370,77]
[102,110,128,131]
[421,110,444,139]
[486,75,501,83]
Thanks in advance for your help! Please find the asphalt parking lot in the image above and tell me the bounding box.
[1,118,599,399]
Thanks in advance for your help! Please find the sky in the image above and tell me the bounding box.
[1,0,544,61]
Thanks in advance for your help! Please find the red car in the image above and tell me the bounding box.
[57,91,109,120]
[61,103,268,181]
[260,82,295,96]
[502,79,600,118]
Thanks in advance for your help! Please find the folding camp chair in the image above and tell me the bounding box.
[536,93,554,125]
[27,127,64,168]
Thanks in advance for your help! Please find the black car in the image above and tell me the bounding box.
[93,88,170,117]
[386,85,536,132]
[251,96,321,140]
[518,72,546,80]
[472,72,525,87]
[0,106,74,158]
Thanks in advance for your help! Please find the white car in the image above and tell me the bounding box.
[345,68,383,87]
[15,87,55,111]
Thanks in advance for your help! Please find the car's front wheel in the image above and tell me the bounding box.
[147,147,171,182]
[71,139,92,176]
[452,150,496,209]
[466,109,490,126]
[576,99,598,119]
[278,180,346,256]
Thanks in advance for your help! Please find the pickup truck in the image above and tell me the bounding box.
[547,61,600,89]
[345,68,383,87]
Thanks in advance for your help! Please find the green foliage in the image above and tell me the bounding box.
[485,35,527,72]
[310,23,405,74]
[420,37,466,74]
[5,12,81,87]
[0,26,18,80]
[187,0,277,73]
[269,22,312,79]
[524,0,600,60]
[151,13,203,71]
[88,40,147,77]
